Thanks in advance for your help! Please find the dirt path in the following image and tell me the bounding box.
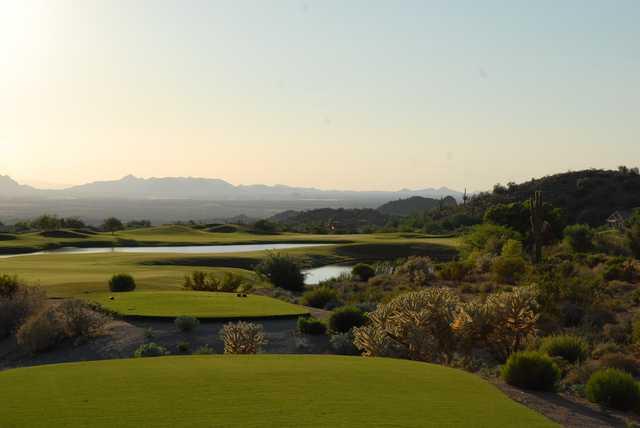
[495,381,640,427]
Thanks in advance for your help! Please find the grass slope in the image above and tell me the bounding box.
[90,290,308,319]
[0,355,556,428]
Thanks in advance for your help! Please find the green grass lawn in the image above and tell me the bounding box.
[89,290,308,319]
[0,355,555,428]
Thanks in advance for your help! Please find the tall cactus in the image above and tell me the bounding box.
[530,191,544,264]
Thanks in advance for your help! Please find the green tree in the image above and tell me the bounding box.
[563,224,594,253]
[30,214,62,231]
[102,217,124,235]
[255,252,305,291]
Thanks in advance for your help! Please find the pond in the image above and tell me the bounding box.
[303,265,353,285]
[0,243,330,258]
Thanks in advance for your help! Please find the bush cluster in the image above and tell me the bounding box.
[501,351,560,392]
[174,316,200,333]
[0,282,46,338]
[586,369,640,411]
[352,264,375,282]
[301,286,338,309]
[108,273,136,292]
[330,331,359,355]
[329,306,367,333]
[491,256,526,285]
[539,334,588,364]
[255,253,305,291]
[183,271,246,293]
[134,343,169,358]
[16,299,111,353]
[297,316,327,335]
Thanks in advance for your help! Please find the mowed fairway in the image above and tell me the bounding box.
[0,230,459,298]
[90,290,308,318]
[0,355,556,428]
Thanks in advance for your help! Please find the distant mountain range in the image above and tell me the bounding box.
[0,174,464,202]
[0,174,463,224]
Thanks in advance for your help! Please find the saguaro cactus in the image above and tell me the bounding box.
[530,191,544,263]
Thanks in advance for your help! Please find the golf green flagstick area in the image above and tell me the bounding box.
[0,355,556,428]
[89,290,308,319]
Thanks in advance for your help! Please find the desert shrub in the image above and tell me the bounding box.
[491,256,526,284]
[297,316,327,335]
[301,286,338,309]
[564,360,601,386]
[564,224,594,253]
[133,342,169,358]
[501,239,524,257]
[351,263,375,282]
[599,353,640,378]
[193,344,216,355]
[0,274,21,298]
[603,323,631,345]
[16,308,66,354]
[177,341,191,353]
[0,284,46,338]
[539,335,588,364]
[255,252,305,291]
[559,302,585,327]
[218,272,245,292]
[603,258,636,282]
[329,306,367,333]
[184,271,219,291]
[220,322,267,354]
[501,351,560,392]
[467,250,494,273]
[396,256,435,286]
[108,273,136,292]
[174,316,200,333]
[586,369,640,411]
[330,331,359,355]
[57,299,111,338]
[354,288,461,363]
[437,261,468,281]
[592,342,622,359]
[626,224,640,258]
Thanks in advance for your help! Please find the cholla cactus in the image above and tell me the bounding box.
[354,288,461,364]
[485,286,539,360]
[220,322,267,354]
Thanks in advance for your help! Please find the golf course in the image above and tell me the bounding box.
[0,355,556,427]
[89,290,309,319]
[0,226,459,318]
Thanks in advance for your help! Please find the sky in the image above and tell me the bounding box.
[0,0,638,191]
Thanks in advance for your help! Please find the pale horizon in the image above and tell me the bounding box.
[2,0,639,191]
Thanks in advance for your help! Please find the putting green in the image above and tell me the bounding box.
[88,290,308,319]
[0,355,555,428]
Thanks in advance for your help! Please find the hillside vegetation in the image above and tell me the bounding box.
[470,168,640,226]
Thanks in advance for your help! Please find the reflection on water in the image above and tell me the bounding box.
[303,265,353,284]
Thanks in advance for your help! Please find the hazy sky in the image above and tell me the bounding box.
[1,1,638,191]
